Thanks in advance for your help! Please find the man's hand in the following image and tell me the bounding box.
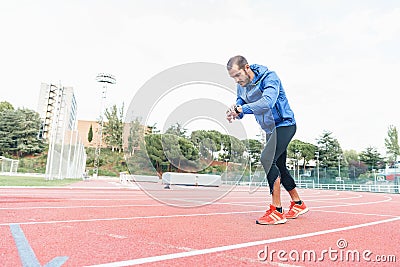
[226,105,241,123]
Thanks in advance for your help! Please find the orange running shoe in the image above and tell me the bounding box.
[256,204,287,225]
[285,201,309,219]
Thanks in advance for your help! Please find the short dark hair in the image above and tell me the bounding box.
[227,55,248,70]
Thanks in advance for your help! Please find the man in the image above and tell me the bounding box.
[226,55,308,225]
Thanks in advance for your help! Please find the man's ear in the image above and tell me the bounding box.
[244,64,251,73]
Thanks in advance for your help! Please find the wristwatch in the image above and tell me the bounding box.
[234,105,241,114]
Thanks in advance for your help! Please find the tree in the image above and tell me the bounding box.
[243,139,263,166]
[162,134,199,172]
[190,130,221,160]
[288,139,317,170]
[359,146,384,171]
[147,123,160,134]
[0,101,14,112]
[0,108,44,156]
[88,124,93,144]
[0,109,18,155]
[165,123,187,137]
[102,104,124,152]
[343,150,367,180]
[14,108,44,156]
[219,134,245,162]
[316,131,343,168]
[144,134,165,174]
[127,118,145,156]
[384,125,400,164]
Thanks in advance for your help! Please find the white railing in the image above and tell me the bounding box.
[222,180,400,194]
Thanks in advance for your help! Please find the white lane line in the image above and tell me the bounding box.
[0,210,265,226]
[0,196,393,226]
[0,198,156,202]
[160,194,386,208]
[0,196,392,221]
[306,195,393,209]
[0,204,164,210]
[0,197,382,211]
[246,195,394,210]
[301,195,363,201]
[85,216,400,267]
[312,209,399,218]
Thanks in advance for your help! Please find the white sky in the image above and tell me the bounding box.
[0,0,399,154]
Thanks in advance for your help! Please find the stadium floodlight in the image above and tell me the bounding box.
[93,73,116,178]
[96,73,116,84]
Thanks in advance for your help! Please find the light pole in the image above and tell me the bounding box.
[338,154,342,179]
[224,158,229,183]
[315,151,320,186]
[295,150,300,185]
[93,73,116,178]
[248,155,252,183]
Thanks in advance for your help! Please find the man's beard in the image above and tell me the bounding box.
[242,72,252,87]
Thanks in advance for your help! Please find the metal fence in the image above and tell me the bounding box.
[222,180,400,194]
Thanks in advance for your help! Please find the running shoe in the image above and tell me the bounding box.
[285,201,309,219]
[256,204,287,225]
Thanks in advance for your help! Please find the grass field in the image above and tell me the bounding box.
[0,175,81,186]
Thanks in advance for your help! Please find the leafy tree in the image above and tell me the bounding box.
[165,123,187,137]
[0,109,18,155]
[127,118,145,156]
[88,124,93,144]
[205,130,223,159]
[288,139,317,170]
[190,130,221,160]
[102,104,124,152]
[147,123,160,134]
[343,150,367,179]
[220,134,245,162]
[359,146,384,170]
[14,108,44,156]
[0,108,44,156]
[0,101,14,112]
[343,150,359,162]
[384,125,400,164]
[162,134,199,171]
[316,131,343,168]
[144,134,165,174]
[243,139,263,165]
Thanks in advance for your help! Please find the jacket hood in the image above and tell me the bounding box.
[250,64,269,84]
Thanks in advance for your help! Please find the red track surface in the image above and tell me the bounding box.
[1,179,399,266]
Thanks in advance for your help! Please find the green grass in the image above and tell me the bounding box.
[0,175,81,186]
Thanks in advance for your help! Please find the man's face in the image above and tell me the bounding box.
[228,64,251,87]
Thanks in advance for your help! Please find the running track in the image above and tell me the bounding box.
[0,179,399,266]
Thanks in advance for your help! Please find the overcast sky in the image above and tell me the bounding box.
[0,0,399,154]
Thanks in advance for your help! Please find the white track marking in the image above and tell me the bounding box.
[312,209,399,218]
[0,195,392,214]
[0,210,266,226]
[307,196,393,209]
[0,204,164,210]
[160,194,387,208]
[85,216,400,267]
[0,195,394,226]
[300,195,363,201]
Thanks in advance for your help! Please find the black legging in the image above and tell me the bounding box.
[260,124,297,194]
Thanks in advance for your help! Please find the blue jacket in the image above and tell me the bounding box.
[236,64,296,134]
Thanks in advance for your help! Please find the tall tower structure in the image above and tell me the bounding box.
[37,83,77,140]
[37,82,84,180]
[93,73,116,178]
